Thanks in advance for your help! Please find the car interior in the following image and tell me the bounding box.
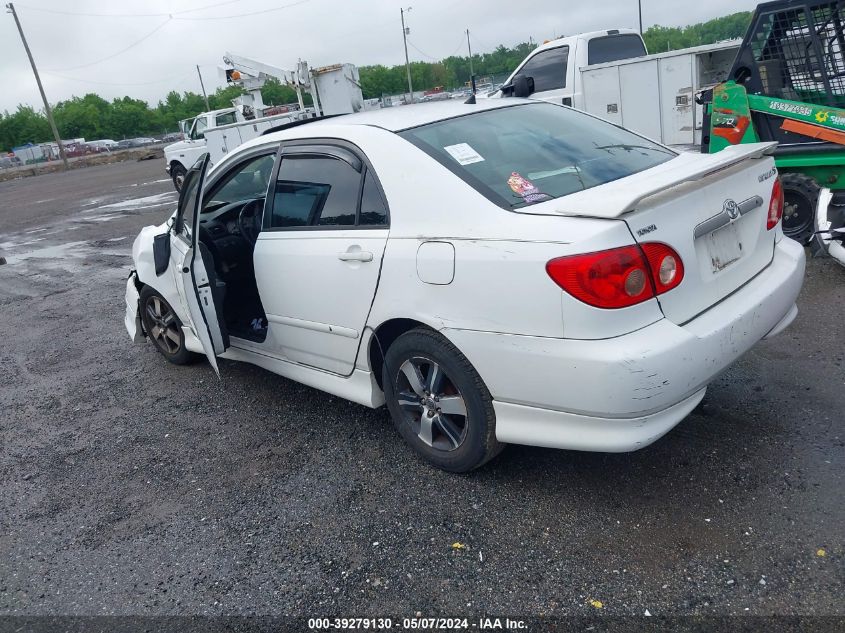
[195,152,275,343]
[183,146,388,347]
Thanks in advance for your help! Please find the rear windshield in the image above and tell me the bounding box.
[399,103,674,209]
[588,34,647,65]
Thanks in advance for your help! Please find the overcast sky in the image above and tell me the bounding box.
[1,0,763,113]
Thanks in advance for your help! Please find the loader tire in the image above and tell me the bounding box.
[781,173,820,245]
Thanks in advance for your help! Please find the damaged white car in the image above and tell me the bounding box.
[125,99,805,472]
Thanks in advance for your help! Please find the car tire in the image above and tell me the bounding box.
[139,286,196,365]
[781,173,820,245]
[382,327,504,472]
[171,163,187,192]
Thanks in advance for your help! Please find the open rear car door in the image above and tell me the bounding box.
[178,154,230,374]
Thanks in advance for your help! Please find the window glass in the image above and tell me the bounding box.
[271,155,360,228]
[587,34,647,65]
[400,103,674,209]
[177,155,207,235]
[517,46,569,91]
[192,117,208,140]
[215,111,238,127]
[359,170,388,225]
[205,154,275,210]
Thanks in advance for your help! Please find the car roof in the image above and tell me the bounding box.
[262,98,528,139]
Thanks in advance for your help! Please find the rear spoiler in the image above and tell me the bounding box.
[542,141,778,219]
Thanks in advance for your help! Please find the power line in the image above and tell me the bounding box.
[445,35,468,58]
[43,18,171,71]
[172,0,311,20]
[466,32,499,55]
[17,0,312,20]
[15,0,247,18]
[407,34,479,62]
[406,39,439,61]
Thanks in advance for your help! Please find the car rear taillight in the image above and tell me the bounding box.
[767,177,784,230]
[546,243,684,309]
[641,242,684,294]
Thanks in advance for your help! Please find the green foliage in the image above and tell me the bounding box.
[358,42,535,99]
[0,11,756,151]
[0,105,51,150]
[643,12,752,53]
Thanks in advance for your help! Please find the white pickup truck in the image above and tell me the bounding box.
[164,107,304,190]
[493,29,740,147]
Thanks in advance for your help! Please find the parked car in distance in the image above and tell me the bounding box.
[117,140,133,149]
[86,139,117,152]
[125,99,804,472]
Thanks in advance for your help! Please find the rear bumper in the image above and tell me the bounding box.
[444,237,805,452]
[493,389,707,452]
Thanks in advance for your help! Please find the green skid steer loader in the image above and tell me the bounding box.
[701,0,845,244]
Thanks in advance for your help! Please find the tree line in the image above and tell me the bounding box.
[0,79,304,152]
[1,12,751,152]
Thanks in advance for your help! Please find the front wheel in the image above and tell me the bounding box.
[139,286,197,365]
[382,328,503,472]
[170,163,187,192]
[781,173,820,245]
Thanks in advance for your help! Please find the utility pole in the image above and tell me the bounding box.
[638,0,643,35]
[6,2,68,170]
[400,7,413,104]
[466,29,474,79]
[196,65,210,111]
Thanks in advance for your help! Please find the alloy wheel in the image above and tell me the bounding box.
[395,357,469,452]
[145,295,181,355]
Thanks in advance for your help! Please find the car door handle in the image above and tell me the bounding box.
[338,251,373,262]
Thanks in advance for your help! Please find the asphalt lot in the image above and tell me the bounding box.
[0,159,843,619]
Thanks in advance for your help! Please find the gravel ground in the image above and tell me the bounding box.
[0,160,843,620]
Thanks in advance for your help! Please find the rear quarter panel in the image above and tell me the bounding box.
[312,126,666,340]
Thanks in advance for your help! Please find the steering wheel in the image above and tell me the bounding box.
[237,198,264,246]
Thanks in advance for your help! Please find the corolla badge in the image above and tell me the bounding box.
[723,199,740,220]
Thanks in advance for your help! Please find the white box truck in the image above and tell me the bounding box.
[579,40,740,146]
[164,61,364,190]
[494,31,740,147]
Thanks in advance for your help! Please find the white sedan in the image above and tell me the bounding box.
[125,99,805,472]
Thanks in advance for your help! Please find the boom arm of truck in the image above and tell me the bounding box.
[221,52,319,116]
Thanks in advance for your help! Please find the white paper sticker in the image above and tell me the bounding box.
[444,143,484,165]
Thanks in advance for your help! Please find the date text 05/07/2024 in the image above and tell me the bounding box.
[307,617,528,630]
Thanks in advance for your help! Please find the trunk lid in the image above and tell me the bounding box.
[623,155,778,324]
[520,142,780,324]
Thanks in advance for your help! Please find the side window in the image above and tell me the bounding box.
[192,117,208,140]
[204,153,275,210]
[518,46,569,91]
[587,34,647,65]
[215,111,238,127]
[176,155,207,236]
[359,170,388,226]
[271,155,360,228]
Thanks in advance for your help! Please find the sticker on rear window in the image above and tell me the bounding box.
[444,143,485,165]
[507,172,549,205]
